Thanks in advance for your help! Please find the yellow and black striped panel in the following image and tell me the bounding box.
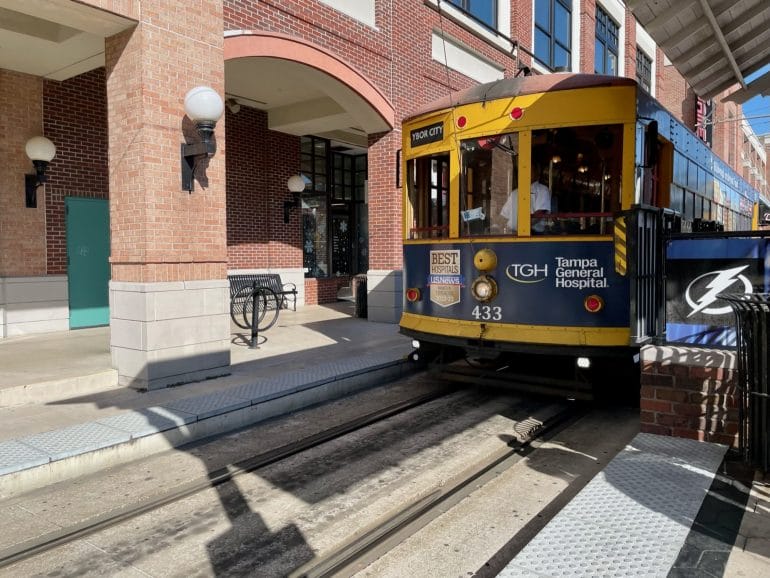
[613,216,627,276]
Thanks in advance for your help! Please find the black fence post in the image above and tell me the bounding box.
[250,282,259,349]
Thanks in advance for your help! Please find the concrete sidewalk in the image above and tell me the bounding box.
[0,302,415,497]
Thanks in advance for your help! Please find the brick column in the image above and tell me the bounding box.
[367,130,403,323]
[105,2,229,390]
[640,345,739,447]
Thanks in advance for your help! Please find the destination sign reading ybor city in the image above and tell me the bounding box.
[410,122,444,147]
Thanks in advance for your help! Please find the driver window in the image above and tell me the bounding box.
[459,133,519,237]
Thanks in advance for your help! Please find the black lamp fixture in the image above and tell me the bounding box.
[284,174,306,223]
[181,85,225,192]
[25,136,56,208]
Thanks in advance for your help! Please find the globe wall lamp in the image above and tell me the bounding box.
[284,174,306,223]
[182,86,224,192]
[25,136,56,208]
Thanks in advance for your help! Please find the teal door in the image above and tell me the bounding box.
[66,197,110,328]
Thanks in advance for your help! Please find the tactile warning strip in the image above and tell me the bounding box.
[499,433,727,577]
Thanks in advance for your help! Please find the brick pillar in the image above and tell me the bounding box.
[640,345,739,447]
[105,2,229,390]
[367,130,403,323]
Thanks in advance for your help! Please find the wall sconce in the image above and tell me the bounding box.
[25,136,56,208]
[182,86,224,192]
[225,98,241,114]
[284,174,306,223]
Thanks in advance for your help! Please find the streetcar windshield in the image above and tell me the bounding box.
[459,124,624,237]
[406,154,450,239]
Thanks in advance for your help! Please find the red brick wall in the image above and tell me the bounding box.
[578,0,596,73]
[624,7,637,81]
[225,106,302,269]
[658,64,690,122]
[655,49,665,101]
[105,3,227,284]
[222,0,523,271]
[0,70,46,277]
[511,0,533,70]
[304,276,349,305]
[44,68,109,275]
[640,352,739,447]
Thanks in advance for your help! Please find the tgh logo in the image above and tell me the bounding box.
[506,263,548,284]
[685,265,752,317]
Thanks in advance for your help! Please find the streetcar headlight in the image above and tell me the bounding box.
[473,248,498,272]
[411,339,420,349]
[577,357,591,369]
[471,275,497,302]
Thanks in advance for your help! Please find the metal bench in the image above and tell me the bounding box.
[228,274,297,331]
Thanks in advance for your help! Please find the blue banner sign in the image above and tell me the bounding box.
[665,236,770,346]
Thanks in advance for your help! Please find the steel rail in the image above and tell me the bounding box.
[0,387,454,569]
[290,401,584,578]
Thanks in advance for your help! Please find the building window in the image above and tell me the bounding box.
[300,136,368,278]
[448,0,497,29]
[534,0,572,71]
[636,47,652,93]
[595,6,618,75]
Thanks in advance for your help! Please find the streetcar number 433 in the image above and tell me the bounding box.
[472,305,502,320]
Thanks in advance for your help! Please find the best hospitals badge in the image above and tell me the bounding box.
[429,250,462,307]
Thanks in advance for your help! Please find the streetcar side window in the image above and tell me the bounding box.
[458,125,624,237]
[532,124,623,235]
[459,133,519,237]
[406,155,450,239]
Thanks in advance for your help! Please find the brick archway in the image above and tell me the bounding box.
[224,32,394,130]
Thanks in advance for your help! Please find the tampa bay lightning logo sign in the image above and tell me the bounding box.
[684,265,752,317]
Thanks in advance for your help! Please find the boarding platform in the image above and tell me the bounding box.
[500,432,769,577]
[0,302,414,497]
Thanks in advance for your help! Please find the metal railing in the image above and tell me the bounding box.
[721,293,770,472]
[624,205,669,344]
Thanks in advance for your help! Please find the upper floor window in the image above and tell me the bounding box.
[448,0,497,29]
[636,47,652,93]
[595,6,618,75]
[534,0,572,71]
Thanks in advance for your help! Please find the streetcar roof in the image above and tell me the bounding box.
[405,73,637,121]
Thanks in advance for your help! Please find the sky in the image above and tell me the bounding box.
[741,64,770,137]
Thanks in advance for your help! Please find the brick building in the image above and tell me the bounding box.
[0,0,764,390]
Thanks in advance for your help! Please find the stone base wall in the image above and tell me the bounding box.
[110,280,231,391]
[0,276,69,337]
[367,269,402,324]
[640,345,739,447]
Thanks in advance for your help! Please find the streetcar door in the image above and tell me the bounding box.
[641,121,672,209]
